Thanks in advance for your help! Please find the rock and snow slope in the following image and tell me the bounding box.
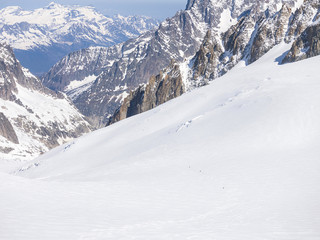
[0,43,91,162]
[43,0,318,126]
[0,2,159,74]
[1,45,319,239]
[108,0,320,124]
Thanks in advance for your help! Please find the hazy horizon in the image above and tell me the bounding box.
[0,0,187,20]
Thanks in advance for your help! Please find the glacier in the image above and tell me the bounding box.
[0,44,319,239]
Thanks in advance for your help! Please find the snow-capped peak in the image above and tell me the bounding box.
[0,3,159,74]
[46,2,63,9]
[0,3,159,46]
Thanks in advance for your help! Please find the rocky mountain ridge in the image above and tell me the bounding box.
[0,43,91,161]
[0,2,159,74]
[44,0,306,127]
[108,0,320,124]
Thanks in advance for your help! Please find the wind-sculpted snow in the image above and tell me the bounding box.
[0,3,159,74]
[2,44,319,240]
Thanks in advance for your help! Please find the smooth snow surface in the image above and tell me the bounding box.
[219,9,237,33]
[1,44,320,239]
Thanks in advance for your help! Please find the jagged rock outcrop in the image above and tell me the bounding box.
[191,30,224,86]
[285,0,320,42]
[0,43,56,101]
[282,23,320,63]
[249,3,292,63]
[0,43,91,161]
[189,0,319,86]
[0,112,19,144]
[108,61,185,125]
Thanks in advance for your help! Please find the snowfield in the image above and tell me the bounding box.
[1,44,320,239]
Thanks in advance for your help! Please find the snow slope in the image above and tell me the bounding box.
[1,44,320,239]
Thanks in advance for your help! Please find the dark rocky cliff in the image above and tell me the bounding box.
[108,60,185,125]
[0,112,19,144]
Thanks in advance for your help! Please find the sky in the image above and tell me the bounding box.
[0,0,188,20]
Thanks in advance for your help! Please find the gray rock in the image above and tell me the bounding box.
[0,43,92,160]
[282,23,320,63]
[108,60,185,125]
[0,112,19,144]
[249,3,292,63]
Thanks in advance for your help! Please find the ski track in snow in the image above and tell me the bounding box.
[1,44,320,239]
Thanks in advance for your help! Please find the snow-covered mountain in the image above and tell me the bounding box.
[43,0,318,127]
[3,44,320,239]
[0,43,91,162]
[0,2,159,75]
[109,0,320,123]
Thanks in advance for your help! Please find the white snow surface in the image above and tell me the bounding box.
[1,44,320,239]
[65,75,97,100]
[219,8,237,33]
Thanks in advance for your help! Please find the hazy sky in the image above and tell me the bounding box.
[0,0,188,20]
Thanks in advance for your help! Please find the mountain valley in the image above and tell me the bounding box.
[0,0,320,239]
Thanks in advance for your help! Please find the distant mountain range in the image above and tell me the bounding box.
[0,2,159,75]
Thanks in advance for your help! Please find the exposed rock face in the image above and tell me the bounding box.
[0,43,91,161]
[0,45,21,101]
[108,0,320,125]
[0,43,55,101]
[42,47,113,92]
[185,0,196,10]
[0,112,19,144]
[189,0,319,86]
[249,3,292,63]
[282,23,320,63]
[285,0,320,42]
[191,30,224,87]
[108,61,185,125]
